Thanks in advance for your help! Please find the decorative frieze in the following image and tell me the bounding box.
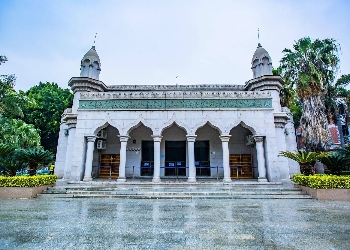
[78,98,273,110]
[80,91,271,100]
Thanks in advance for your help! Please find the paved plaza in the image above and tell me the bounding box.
[0,197,349,250]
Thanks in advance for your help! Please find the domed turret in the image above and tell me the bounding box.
[80,46,101,80]
[251,43,272,78]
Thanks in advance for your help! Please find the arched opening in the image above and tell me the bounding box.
[262,56,270,75]
[161,123,187,177]
[195,123,221,177]
[252,59,259,78]
[128,123,153,177]
[93,125,120,179]
[229,124,256,179]
[91,61,100,79]
[80,59,90,77]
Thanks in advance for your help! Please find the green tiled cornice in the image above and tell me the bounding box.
[78,99,272,110]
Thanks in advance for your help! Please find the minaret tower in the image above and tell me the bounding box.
[80,46,101,80]
[69,45,106,113]
[251,43,273,78]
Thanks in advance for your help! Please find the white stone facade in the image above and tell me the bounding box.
[55,45,299,183]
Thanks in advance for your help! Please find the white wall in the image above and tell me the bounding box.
[54,120,68,178]
[196,124,222,177]
[126,124,153,177]
[66,108,284,181]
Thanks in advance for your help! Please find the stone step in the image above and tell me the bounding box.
[37,193,312,199]
[43,190,305,196]
[40,182,311,199]
[45,186,302,192]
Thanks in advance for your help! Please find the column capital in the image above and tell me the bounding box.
[86,136,96,142]
[254,136,264,143]
[186,135,197,142]
[151,135,163,142]
[118,135,130,142]
[67,119,77,129]
[219,135,231,142]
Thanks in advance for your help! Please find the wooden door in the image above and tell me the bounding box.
[229,154,253,178]
[99,154,120,178]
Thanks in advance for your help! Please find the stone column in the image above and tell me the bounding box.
[117,135,129,182]
[63,127,76,179]
[220,135,232,183]
[186,135,197,183]
[83,136,96,182]
[152,135,162,183]
[63,118,77,179]
[274,115,289,180]
[254,136,267,182]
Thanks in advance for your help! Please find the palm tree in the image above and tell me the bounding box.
[280,37,340,151]
[279,151,329,175]
[20,148,54,176]
[0,151,28,176]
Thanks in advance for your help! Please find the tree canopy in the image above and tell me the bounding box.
[22,82,73,153]
[279,37,341,151]
[0,57,32,118]
[0,118,41,149]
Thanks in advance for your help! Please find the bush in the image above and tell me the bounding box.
[324,170,350,175]
[293,174,350,189]
[0,175,57,187]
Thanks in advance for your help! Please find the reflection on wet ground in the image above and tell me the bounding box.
[0,198,349,249]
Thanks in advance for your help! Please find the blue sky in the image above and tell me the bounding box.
[1,0,350,91]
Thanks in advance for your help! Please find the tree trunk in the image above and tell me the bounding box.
[300,95,332,152]
[28,163,37,176]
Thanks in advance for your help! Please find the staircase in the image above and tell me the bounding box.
[38,182,312,199]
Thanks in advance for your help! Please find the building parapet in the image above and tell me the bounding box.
[80,90,271,100]
[107,84,245,91]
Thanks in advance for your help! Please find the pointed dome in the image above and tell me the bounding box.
[252,43,270,63]
[251,43,272,78]
[80,46,101,80]
[83,46,100,61]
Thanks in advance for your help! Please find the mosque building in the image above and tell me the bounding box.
[55,43,299,183]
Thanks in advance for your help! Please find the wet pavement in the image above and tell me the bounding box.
[0,198,349,249]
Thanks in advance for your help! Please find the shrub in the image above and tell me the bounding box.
[293,174,350,189]
[0,175,57,187]
[319,152,349,175]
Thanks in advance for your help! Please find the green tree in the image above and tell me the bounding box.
[22,82,73,153]
[0,55,32,118]
[280,37,340,151]
[0,118,41,149]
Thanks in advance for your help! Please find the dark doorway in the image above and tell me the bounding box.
[195,141,210,176]
[141,141,154,176]
[165,141,186,176]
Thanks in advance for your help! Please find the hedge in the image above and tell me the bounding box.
[293,174,350,189]
[324,170,350,175]
[0,175,58,187]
